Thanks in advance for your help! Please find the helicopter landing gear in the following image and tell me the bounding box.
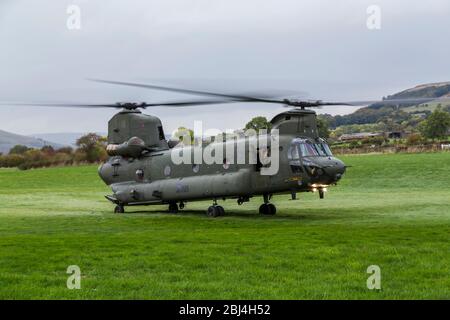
[114,204,125,214]
[237,196,250,205]
[207,199,224,218]
[259,194,276,215]
[206,205,224,217]
[168,202,179,213]
[179,201,185,210]
[319,189,325,199]
[290,191,297,200]
[216,206,225,216]
[259,203,276,215]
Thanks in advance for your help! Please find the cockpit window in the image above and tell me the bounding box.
[290,138,333,157]
[300,143,319,157]
[310,143,333,156]
[321,143,333,156]
[313,144,328,156]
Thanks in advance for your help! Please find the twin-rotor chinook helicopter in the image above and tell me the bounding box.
[4,80,439,217]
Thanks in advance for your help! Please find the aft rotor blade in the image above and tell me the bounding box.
[0,99,244,109]
[0,102,121,108]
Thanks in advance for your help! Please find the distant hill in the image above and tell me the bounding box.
[0,130,63,154]
[31,132,171,146]
[386,81,450,100]
[30,132,106,147]
[328,82,450,128]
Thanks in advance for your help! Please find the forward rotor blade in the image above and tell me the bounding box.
[88,79,293,104]
[329,97,450,106]
[279,96,450,108]
[143,99,240,107]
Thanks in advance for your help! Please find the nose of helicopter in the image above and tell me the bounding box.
[305,156,346,184]
[324,158,346,182]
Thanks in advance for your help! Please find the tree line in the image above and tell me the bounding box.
[319,104,450,137]
[242,107,450,144]
[0,133,107,170]
[2,107,449,170]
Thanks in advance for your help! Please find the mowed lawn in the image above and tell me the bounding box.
[0,153,449,299]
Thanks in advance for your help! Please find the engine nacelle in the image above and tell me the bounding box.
[106,137,146,158]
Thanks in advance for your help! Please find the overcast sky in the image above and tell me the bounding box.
[1,0,449,135]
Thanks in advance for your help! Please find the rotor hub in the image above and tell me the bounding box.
[115,102,147,110]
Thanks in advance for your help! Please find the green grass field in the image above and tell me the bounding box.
[0,153,449,299]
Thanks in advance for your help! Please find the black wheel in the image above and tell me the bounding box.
[114,205,124,214]
[207,206,220,218]
[267,203,276,215]
[168,202,179,213]
[259,203,276,215]
[216,206,225,216]
[259,204,268,215]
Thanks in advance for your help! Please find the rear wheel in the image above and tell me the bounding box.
[168,202,179,213]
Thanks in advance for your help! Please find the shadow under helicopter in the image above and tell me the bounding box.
[113,207,360,222]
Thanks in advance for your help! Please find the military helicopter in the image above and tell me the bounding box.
[2,80,441,217]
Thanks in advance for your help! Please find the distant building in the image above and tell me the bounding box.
[339,132,383,142]
[339,131,410,141]
[385,131,407,139]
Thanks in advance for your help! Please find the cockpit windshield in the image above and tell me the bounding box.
[321,143,333,156]
[289,138,333,159]
[299,143,319,156]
